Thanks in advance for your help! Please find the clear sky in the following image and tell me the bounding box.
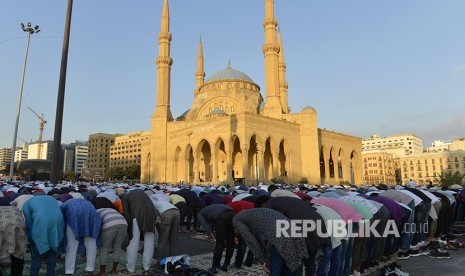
[1,0,464,149]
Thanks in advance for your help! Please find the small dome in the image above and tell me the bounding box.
[210,109,226,115]
[302,106,316,113]
[206,67,254,83]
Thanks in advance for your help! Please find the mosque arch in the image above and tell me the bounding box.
[174,146,182,182]
[350,150,360,184]
[338,148,344,179]
[248,135,259,182]
[214,137,227,181]
[319,146,326,181]
[196,139,213,182]
[278,139,288,177]
[185,144,194,183]
[230,135,243,180]
[264,136,278,180]
[328,147,335,178]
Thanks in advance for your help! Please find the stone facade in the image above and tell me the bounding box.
[110,131,150,170]
[140,0,362,186]
[86,133,117,173]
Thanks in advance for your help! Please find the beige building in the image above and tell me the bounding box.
[399,138,465,185]
[86,133,118,173]
[140,0,363,186]
[110,131,150,170]
[14,144,29,162]
[27,141,52,160]
[0,147,12,172]
[362,151,399,185]
[362,134,423,157]
[399,151,465,184]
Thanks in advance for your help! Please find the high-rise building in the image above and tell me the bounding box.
[86,133,118,173]
[27,140,53,160]
[14,144,29,162]
[61,144,76,172]
[75,145,88,174]
[362,134,423,157]
[110,131,150,170]
[0,147,12,172]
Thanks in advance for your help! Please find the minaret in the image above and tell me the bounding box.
[150,0,173,183]
[154,0,173,121]
[262,0,283,118]
[195,37,205,94]
[277,29,289,113]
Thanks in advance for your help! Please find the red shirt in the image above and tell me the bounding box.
[220,195,234,204]
[227,200,254,213]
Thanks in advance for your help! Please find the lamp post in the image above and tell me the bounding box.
[50,0,73,185]
[9,22,41,180]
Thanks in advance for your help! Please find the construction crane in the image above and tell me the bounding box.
[17,136,30,145]
[27,106,47,159]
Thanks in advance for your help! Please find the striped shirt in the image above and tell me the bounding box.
[96,208,127,230]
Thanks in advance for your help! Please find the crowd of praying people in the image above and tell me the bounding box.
[0,179,464,276]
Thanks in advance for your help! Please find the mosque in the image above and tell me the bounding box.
[140,0,363,186]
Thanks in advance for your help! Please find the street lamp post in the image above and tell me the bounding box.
[9,22,41,180]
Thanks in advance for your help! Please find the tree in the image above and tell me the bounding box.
[60,171,77,181]
[435,171,465,187]
[105,166,125,181]
[299,177,309,184]
[124,164,141,180]
[22,169,35,181]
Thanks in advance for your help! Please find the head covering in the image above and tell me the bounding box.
[0,197,10,206]
[58,194,73,203]
[90,197,115,209]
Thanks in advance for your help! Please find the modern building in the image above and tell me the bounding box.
[27,140,53,160]
[14,144,29,162]
[86,133,118,173]
[0,147,12,172]
[110,131,150,170]
[362,134,423,157]
[60,144,76,172]
[75,145,88,174]
[140,0,363,185]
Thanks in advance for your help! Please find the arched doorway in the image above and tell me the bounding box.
[319,147,326,181]
[278,139,287,177]
[198,140,212,182]
[329,148,335,178]
[230,135,242,180]
[215,138,227,181]
[185,145,194,183]
[338,148,344,179]
[264,137,276,180]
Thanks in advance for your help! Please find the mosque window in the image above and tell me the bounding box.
[220,105,223,110]
[225,107,229,112]
[209,108,212,113]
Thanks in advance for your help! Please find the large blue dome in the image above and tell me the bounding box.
[206,67,253,82]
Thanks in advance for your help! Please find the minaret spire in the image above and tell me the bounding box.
[262,0,283,118]
[154,0,173,120]
[149,0,173,183]
[278,28,289,113]
[195,36,205,93]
